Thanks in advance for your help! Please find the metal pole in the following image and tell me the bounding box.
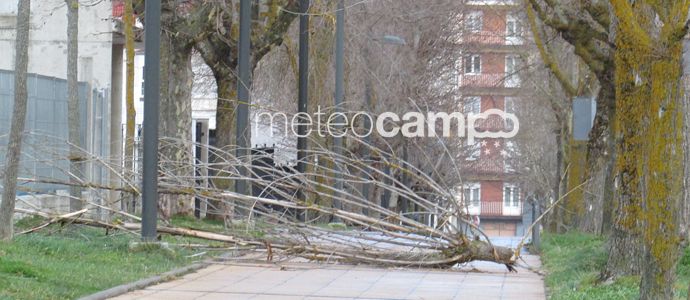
[235,0,251,202]
[141,0,161,242]
[332,0,344,222]
[297,0,309,173]
[296,0,309,221]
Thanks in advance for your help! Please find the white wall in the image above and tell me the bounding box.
[0,1,17,15]
[120,53,146,129]
[123,52,291,162]
[0,0,113,90]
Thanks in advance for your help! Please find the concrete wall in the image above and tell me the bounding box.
[0,0,114,91]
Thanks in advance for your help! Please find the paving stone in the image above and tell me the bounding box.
[112,254,546,300]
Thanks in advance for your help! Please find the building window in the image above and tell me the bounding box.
[465,138,481,161]
[503,184,520,207]
[463,183,481,207]
[141,66,146,95]
[505,55,520,76]
[506,15,522,38]
[505,55,521,87]
[463,54,481,74]
[463,96,481,114]
[504,97,517,130]
[466,11,483,33]
[503,140,518,173]
[0,1,16,14]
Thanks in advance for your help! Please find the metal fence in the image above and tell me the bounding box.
[0,70,110,194]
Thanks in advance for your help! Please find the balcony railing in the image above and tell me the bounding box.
[466,0,518,5]
[461,31,525,46]
[464,32,505,45]
[479,201,522,217]
[459,73,520,88]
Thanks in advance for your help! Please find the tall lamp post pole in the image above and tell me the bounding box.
[141,0,161,242]
[296,0,309,174]
[296,0,310,221]
[235,0,251,202]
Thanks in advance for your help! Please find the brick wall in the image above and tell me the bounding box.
[481,181,503,202]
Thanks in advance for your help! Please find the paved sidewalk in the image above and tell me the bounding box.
[111,255,545,300]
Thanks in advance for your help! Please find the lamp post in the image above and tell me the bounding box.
[296,0,310,221]
[235,0,251,205]
[141,0,161,242]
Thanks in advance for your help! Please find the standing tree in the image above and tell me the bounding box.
[194,0,299,220]
[527,0,690,298]
[0,0,31,241]
[66,0,83,211]
[610,2,688,298]
[123,0,136,213]
[156,0,209,218]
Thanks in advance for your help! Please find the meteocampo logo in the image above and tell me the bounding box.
[255,106,519,144]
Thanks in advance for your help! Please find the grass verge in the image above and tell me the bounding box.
[0,216,217,299]
[542,232,690,299]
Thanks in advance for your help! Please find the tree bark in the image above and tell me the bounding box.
[0,0,31,241]
[123,0,136,214]
[208,75,237,221]
[66,0,83,211]
[607,2,688,298]
[158,0,195,219]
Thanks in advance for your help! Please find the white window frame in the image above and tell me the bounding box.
[0,1,17,14]
[466,138,482,161]
[506,14,523,45]
[505,55,521,87]
[466,11,483,33]
[464,54,481,75]
[505,55,519,75]
[506,15,521,38]
[504,97,517,130]
[503,184,520,207]
[503,139,517,173]
[462,183,481,208]
[463,96,481,115]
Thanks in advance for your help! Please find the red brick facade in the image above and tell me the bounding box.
[459,1,526,236]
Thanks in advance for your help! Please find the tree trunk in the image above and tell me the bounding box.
[207,75,237,221]
[66,0,83,211]
[214,76,237,163]
[158,1,194,219]
[0,0,31,241]
[607,3,688,298]
[593,79,616,235]
[123,0,136,214]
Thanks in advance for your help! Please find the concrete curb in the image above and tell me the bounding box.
[77,262,209,300]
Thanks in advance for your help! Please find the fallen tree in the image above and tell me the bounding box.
[17,206,518,270]
[11,133,536,272]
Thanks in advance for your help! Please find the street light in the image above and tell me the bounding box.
[141,0,161,242]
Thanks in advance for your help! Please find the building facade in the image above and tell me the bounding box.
[0,0,117,192]
[458,0,527,236]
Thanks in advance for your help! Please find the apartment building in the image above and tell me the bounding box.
[458,0,527,236]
